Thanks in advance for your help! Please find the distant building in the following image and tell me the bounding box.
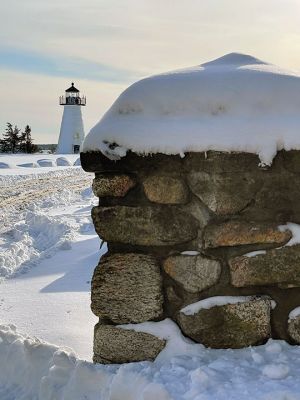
[56,83,86,154]
[38,144,57,153]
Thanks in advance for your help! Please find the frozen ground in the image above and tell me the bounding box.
[1,154,300,399]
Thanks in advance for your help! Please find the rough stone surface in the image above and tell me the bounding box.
[177,297,271,348]
[185,198,211,229]
[184,151,261,174]
[288,316,300,344]
[229,245,300,288]
[187,171,261,215]
[242,174,296,222]
[92,205,199,246]
[163,254,221,293]
[81,150,183,174]
[93,324,166,364]
[165,286,183,311]
[282,151,300,173]
[203,221,292,249]
[143,175,189,204]
[92,174,136,197]
[80,150,300,359]
[91,253,163,323]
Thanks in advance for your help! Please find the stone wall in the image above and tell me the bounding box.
[81,150,300,364]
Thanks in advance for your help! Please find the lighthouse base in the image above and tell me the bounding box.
[57,105,85,154]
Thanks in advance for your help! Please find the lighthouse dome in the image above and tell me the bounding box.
[65,83,80,93]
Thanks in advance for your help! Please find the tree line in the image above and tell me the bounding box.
[0,123,39,153]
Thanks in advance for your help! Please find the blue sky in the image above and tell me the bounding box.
[0,46,138,84]
[1,0,300,143]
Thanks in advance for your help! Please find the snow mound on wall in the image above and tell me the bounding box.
[18,162,39,168]
[118,319,203,362]
[2,323,300,399]
[37,159,56,167]
[289,307,300,321]
[74,157,81,166]
[180,296,257,315]
[83,52,300,165]
[0,154,80,175]
[279,223,300,247]
[0,162,14,169]
[56,157,72,166]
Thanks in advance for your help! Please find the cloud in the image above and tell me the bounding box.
[2,0,300,74]
[0,46,140,84]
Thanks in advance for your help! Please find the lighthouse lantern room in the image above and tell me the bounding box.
[57,83,86,154]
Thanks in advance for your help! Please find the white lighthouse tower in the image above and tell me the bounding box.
[57,83,86,154]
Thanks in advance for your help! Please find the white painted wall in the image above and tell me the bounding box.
[57,105,85,154]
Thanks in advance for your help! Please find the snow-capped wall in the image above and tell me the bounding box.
[80,53,300,363]
[83,53,300,165]
[81,149,300,364]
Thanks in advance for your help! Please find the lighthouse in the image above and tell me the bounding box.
[57,83,86,154]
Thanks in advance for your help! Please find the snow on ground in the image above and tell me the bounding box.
[0,153,80,175]
[0,166,93,278]
[0,160,103,359]
[83,52,300,165]
[0,231,102,360]
[2,323,300,400]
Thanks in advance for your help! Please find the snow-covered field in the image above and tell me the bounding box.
[1,154,300,399]
[0,154,80,175]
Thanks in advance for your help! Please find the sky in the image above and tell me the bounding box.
[1,0,300,143]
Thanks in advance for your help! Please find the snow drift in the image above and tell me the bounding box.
[83,52,300,165]
[2,323,300,400]
[0,167,94,279]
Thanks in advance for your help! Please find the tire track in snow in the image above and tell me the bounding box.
[0,167,96,278]
[0,168,92,235]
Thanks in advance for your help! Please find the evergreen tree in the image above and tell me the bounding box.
[0,123,21,153]
[48,144,57,154]
[21,125,38,153]
[1,123,38,153]
[0,122,13,152]
[0,137,10,152]
[12,125,21,153]
[19,130,26,153]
